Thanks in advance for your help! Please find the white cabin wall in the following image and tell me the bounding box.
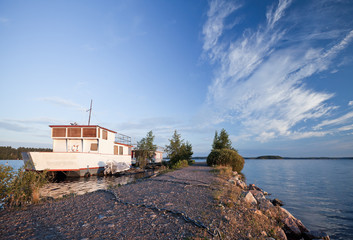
[98,131,115,154]
[68,139,82,152]
[83,139,98,153]
[53,139,66,152]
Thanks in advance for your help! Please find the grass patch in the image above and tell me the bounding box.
[210,165,233,179]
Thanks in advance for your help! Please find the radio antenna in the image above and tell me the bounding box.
[87,99,93,125]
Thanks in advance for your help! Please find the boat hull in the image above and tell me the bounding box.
[22,152,131,177]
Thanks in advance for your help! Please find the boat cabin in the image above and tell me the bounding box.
[49,125,132,156]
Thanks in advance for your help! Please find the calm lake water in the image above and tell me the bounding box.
[242,159,353,240]
[1,159,352,239]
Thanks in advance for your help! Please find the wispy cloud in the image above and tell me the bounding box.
[315,111,353,130]
[0,121,28,132]
[39,97,86,111]
[203,0,353,142]
[202,0,241,60]
[0,17,9,24]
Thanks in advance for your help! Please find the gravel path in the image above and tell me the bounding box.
[0,163,222,239]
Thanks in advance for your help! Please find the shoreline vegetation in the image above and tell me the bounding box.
[0,146,52,160]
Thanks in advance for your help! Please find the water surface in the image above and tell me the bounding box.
[242,159,353,240]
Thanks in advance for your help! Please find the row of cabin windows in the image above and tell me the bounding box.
[114,146,124,155]
[53,128,108,139]
[90,143,126,155]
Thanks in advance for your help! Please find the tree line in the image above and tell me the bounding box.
[135,130,193,168]
[0,146,52,160]
[136,128,244,172]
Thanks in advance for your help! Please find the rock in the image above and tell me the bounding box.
[241,191,257,205]
[275,227,288,240]
[228,179,236,184]
[250,190,266,202]
[280,207,295,219]
[271,198,284,206]
[108,224,115,228]
[304,230,330,240]
[295,219,309,234]
[283,217,302,237]
[249,184,262,191]
[258,199,274,211]
[236,180,247,189]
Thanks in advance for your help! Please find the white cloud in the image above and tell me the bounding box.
[203,0,353,142]
[349,101,353,106]
[315,111,353,129]
[266,0,292,29]
[39,97,86,111]
[202,0,241,60]
[0,17,9,23]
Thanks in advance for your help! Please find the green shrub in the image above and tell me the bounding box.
[207,149,245,172]
[207,149,221,166]
[0,163,48,207]
[171,160,189,169]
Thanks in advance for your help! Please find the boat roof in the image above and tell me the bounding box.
[49,125,117,134]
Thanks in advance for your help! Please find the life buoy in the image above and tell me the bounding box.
[72,145,79,152]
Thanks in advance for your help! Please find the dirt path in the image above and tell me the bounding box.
[0,163,222,239]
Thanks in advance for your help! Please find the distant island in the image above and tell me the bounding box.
[0,146,52,160]
[255,155,283,159]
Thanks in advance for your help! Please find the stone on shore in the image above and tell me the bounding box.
[236,180,247,189]
[271,198,284,206]
[248,183,262,191]
[241,191,257,205]
[250,190,266,202]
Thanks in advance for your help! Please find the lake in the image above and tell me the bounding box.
[1,159,352,239]
[242,159,353,240]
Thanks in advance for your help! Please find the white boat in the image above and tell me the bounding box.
[22,125,133,177]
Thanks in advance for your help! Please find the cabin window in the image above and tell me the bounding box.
[90,143,98,151]
[119,146,123,155]
[83,128,96,137]
[114,146,118,155]
[102,130,108,140]
[52,128,66,137]
[68,128,81,137]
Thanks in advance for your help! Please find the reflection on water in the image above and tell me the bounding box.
[0,160,156,199]
[242,159,353,240]
[40,171,155,199]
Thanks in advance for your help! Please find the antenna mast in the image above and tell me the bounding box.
[88,99,93,125]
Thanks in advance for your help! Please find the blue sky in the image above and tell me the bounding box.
[1,0,353,157]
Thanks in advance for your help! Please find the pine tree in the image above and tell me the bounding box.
[212,128,235,151]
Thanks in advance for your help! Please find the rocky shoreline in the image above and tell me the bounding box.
[0,162,329,239]
[229,171,330,240]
